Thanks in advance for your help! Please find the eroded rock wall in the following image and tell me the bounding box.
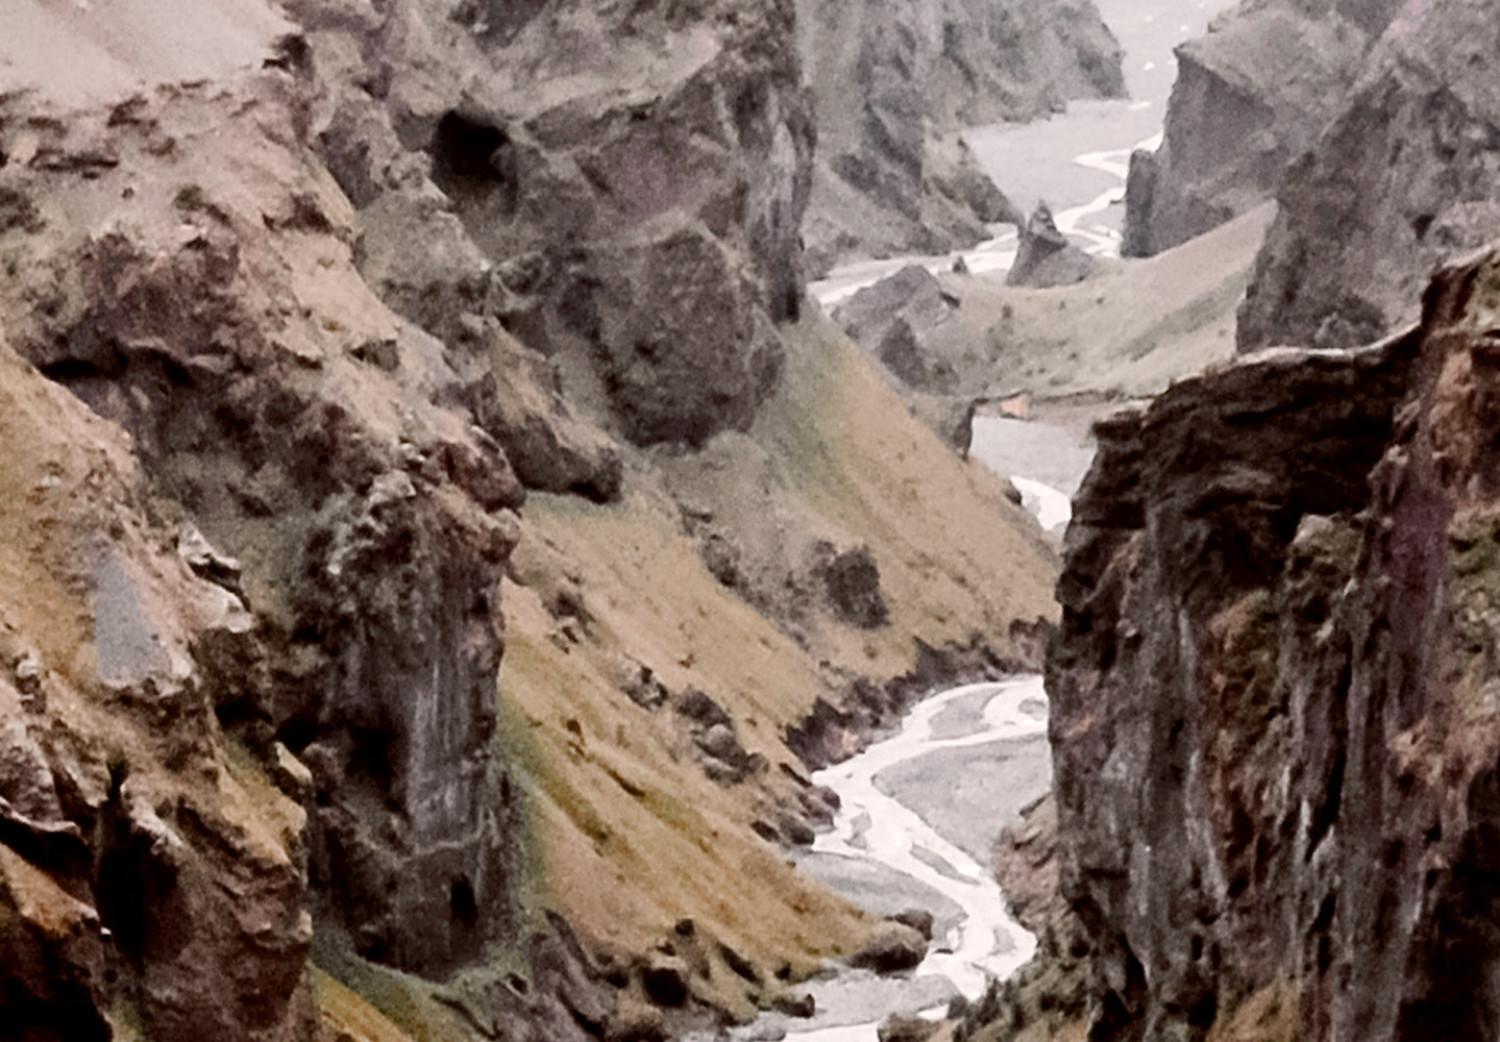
[0,65,526,982]
[295,0,814,446]
[0,0,825,1033]
[1122,0,1380,258]
[1047,247,1500,1040]
[1237,0,1500,351]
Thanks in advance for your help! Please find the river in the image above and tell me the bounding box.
[809,0,1238,309]
[749,4,1244,1040]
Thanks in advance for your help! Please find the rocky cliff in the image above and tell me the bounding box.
[1043,245,1500,1040]
[799,0,1123,274]
[1122,0,1392,258]
[1237,0,1500,352]
[0,1,1061,1039]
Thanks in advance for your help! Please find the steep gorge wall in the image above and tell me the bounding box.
[1122,0,1383,258]
[0,0,814,1035]
[1046,246,1500,1041]
[1132,0,1500,356]
[1237,0,1500,352]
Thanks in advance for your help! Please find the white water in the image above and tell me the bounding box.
[1009,475,1073,533]
[784,677,1049,1042]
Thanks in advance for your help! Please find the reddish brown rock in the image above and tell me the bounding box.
[1045,247,1500,1040]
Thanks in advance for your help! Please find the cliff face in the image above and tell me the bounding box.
[294,0,815,446]
[1047,246,1500,1041]
[1237,0,1500,351]
[799,0,1123,273]
[0,9,529,1003]
[1122,0,1390,258]
[0,331,318,1042]
[0,0,795,1033]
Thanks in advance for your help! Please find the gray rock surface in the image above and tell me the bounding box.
[1238,0,1500,351]
[300,0,814,446]
[1045,316,1441,1038]
[1122,0,1392,258]
[834,266,962,393]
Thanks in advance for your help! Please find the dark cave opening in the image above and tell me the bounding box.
[429,111,518,217]
[450,874,479,931]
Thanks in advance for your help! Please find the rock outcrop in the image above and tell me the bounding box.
[1237,0,1500,352]
[799,0,1122,273]
[1045,245,1500,1040]
[0,333,317,1042]
[1122,0,1394,258]
[834,266,962,393]
[0,0,1068,1038]
[1006,202,1101,288]
[829,266,988,453]
[0,68,525,981]
[295,0,814,446]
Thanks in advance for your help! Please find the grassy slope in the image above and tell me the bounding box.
[496,313,1059,1012]
[928,203,1276,401]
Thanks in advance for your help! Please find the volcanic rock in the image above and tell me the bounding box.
[300,0,815,446]
[798,0,1122,272]
[812,543,890,629]
[641,954,691,1008]
[834,266,961,393]
[887,909,933,943]
[850,922,927,974]
[877,1013,938,1042]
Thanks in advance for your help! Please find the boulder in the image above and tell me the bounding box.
[588,221,786,446]
[850,922,928,974]
[606,998,669,1042]
[771,991,817,1018]
[891,908,936,941]
[811,544,890,629]
[834,266,959,393]
[877,1013,938,1042]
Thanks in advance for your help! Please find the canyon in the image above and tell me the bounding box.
[5,0,1500,1042]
